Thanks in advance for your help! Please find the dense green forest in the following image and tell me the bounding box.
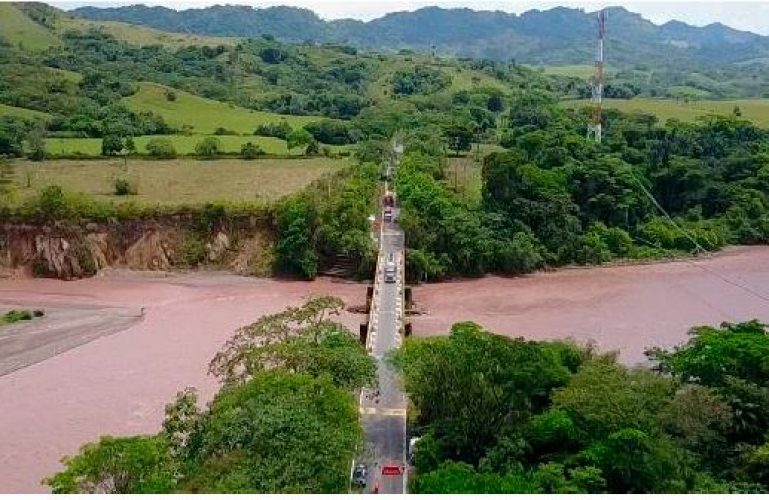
[393,319,769,493]
[272,84,769,281]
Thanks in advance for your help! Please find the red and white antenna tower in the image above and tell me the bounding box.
[587,10,606,143]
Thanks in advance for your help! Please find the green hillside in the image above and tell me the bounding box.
[565,97,769,127]
[540,65,597,79]
[0,3,59,50]
[0,103,51,121]
[123,83,325,135]
[54,11,239,48]
[0,3,237,51]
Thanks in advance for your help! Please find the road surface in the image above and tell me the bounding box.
[360,180,408,494]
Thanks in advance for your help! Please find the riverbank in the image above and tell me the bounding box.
[1,246,768,491]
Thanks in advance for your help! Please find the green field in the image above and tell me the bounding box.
[0,4,60,51]
[564,98,769,127]
[539,65,598,79]
[11,157,345,206]
[0,103,51,121]
[445,66,509,94]
[124,82,323,135]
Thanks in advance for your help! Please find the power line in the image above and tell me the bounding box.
[627,169,769,305]
[628,172,708,254]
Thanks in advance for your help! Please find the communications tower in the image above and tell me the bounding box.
[587,10,606,143]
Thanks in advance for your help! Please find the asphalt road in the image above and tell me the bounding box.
[360,211,408,494]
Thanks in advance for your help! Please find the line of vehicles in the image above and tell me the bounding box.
[383,192,397,284]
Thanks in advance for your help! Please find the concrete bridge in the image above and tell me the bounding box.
[357,146,408,494]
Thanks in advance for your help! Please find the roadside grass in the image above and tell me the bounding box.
[0,4,60,51]
[124,82,323,134]
[564,97,769,127]
[10,157,346,206]
[0,103,51,121]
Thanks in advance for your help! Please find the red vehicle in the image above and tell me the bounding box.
[381,463,404,476]
[383,193,395,207]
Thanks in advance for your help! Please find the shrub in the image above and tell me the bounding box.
[194,137,222,159]
[37,185,70,220]
[305,140,320,156]
[114,178,137,196]
[241,142,265,159]
[145,138,176,159]
[304,120,354,145]
[32,258,49,277]
[213,127,238,136]
[174,232,206,267]
[165,90,177,102]
[101,135,124,156]
[2,309,33,323]
[255,121,292,139]
[32,310,45,317]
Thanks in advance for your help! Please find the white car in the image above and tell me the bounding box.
[384,261,396,283]
[352,464,368,488]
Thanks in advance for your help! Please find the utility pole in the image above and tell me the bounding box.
[587,10,606,143]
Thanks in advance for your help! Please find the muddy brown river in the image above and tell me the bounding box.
[1,246,769,492]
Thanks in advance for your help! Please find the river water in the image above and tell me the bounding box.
[1,246,768,492]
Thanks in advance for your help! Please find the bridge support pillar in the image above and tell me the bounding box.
[359,322,368,346]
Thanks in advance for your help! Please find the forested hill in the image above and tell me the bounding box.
[72,4,769,66]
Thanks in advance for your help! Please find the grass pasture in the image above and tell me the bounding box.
[564,98,769,127]
[124,82,323,135]
[0,103,51,121]
[0,4,60,51]
[539,65,598,79]
[11,157,345,206]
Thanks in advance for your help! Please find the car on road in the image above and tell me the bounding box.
[384,261,396,283]
[352,464,368,488]
[383,206,393,222]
